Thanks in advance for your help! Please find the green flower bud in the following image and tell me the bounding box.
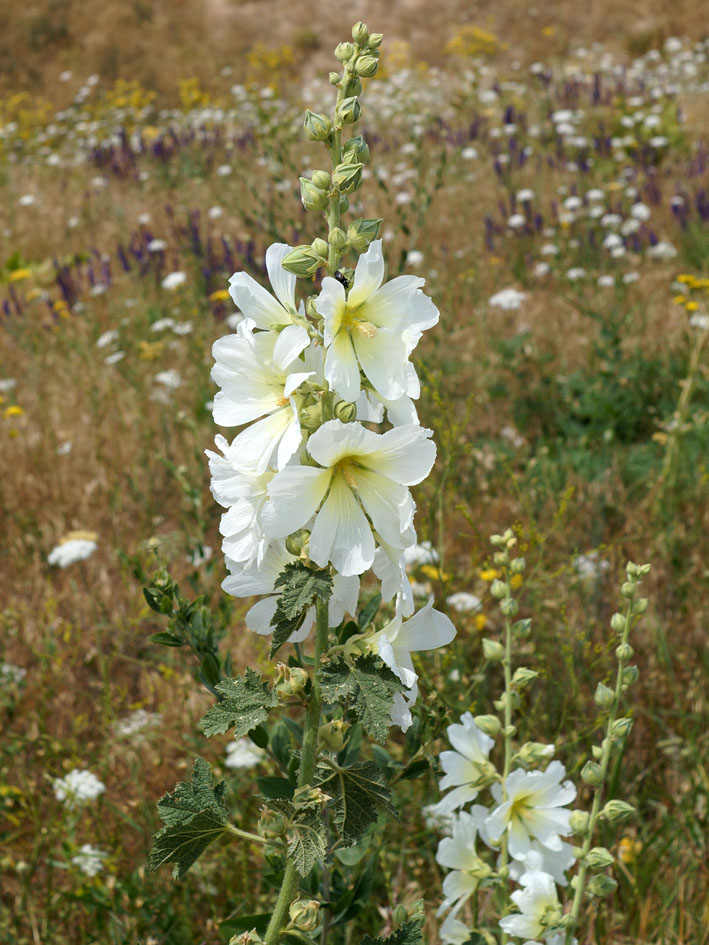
[328,227,347,252]
[503,724,516,737]
[347,217,381,251]
[337,96,361,125]
[581,761,604,786]
[474,714,501,736]
[289,899,320,932]
[586,846,614,870]
[285,528,311,557]
[510,556,526,574]
[258,805,287,839]
[342,135,370,165]
[592,745,604,760]
[512,618,532,638]
[329,71,341,85]
[303,110,333,142]
[500,597,519,617]
[318,719,349,752]
[311,170,331,190]
[332,162,363,194]
[633,597,648,614]
[351,21,369,44]
[569,810,590,835]
[626,561,650,579]
[621,581,635,598]
[482,638,505,661]
[354,55,379,77]
[616,643,633,661]
[311,238,329,259]
[293,785,330,808]
[275,662,309,699]
[333,400,357,423]
[517,741,554,766]
[299,405,325,432]
[392,905,409,927]
[342,75,363,98]
[490,579,507,599]
[282,245,322,277]
[587,874,618,897]
[594,682,615,709]
[602,799,635,823]
[610,612,626,632]
[512,666,538,688]
[339,194,349,214]
[334,42,355,62]
[299,177,328,213]
[368,32,383,47]
[622,665,639,686]
[493,550,508,566]
[612,717,633,738]
[230,932,265,945]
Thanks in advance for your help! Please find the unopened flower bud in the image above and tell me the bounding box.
[347,216,381,251]
[258,805,287,839]
[337,96,361,125]
[612,717,633,738]
[622,665,639,686]
[587,874,618,897]
[293,785,330,808]
[289,899,320,932]
[633,597,648,614]
[334,42,355,62]
[482,638,504,661]
[569,810,590,835]
[474,714,501,736]
[275,662,309,699]
[311,238,329,260]
[500,597,518,617]
[610,612,626,632]
[333,400,357,423]
[621,581,635,598]
[581,761,604,786]
[282,245,322,277]
[517,741,554,766]
[368,32,383,47]
[230,932,264,945]
[299,405,325,432]
[339,194,349,214]
[311,170,331,190]
[329,71,341,85]
[586,846,614,870]
[303,110,333,143]
[512,666,538,688]
[354,55,379,77]
[328,227,347,252]
[602,799,635,823]
[592,745,604,760]
[510,556,526,574]
[342,135,370,165]
[318,719,349,751]
[493,550,508,566]
[594,682,615,709]
[351,21,369,44]
[342,75,363,98]
[392,904,409,927]
[299,177,328,212]
[512,618,532,638]
[332,162,363,194]
[616,643,633,661]
[490,579,507,599]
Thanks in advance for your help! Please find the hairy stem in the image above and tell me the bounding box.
[327,63,354,275]
[264,596,330,945]
[565,595,635,943]
[499,567,514,944]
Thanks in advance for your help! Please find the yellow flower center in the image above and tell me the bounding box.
[341,302,378,338]
[336,458,359,489]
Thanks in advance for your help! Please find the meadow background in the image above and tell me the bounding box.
[1,0,707,942]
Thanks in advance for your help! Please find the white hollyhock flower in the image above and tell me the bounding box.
[206,434,274,568]
[228,243,300,330]
[53,769,105,808]
[435,809,490,917]
[374,597,456,691]
[223,542,359,643]
[356,361,421,426]
[211,320,313,473]
[263,419,435,576]
[509,839,576,886]
[373,543,415,618]
[498,870,562,941]
[434,712,496,814]
[317,239,438,402]
[485,761,576,858]
[439,912,471,945]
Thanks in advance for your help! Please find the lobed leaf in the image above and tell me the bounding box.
[199,668,278,737]
[316,760,397,846]
[361,916,424,945]
[320,655,404,742]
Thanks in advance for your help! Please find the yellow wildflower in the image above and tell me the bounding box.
[474,614,487,631]
[62,530,98,544]
[420,563,450,582]
[618,836,642,864]
[209,289,231,303]
[685,301,699,312]
[3,405,24,419]
[675,274,694,284]
[672,295,687,305]
[138,340,164,361]
[9,268,32,282]
[510,574,524,589]
[479,568,502,581]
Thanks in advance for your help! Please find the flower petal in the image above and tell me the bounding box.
[265,243,296,313]
[263,466,332,537]
[347,239,385,309]
[309,475,375,575]
[325,329,361,401]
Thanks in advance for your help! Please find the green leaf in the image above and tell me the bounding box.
[358,593,381,629]
[320,655,405,742]
[269,563,334,658]
[316,760,397,846]
[219,914,272,940]
[150,757,228,879]
[257,776,295,800]
[361,916,424,945]
[199,668,278,737]
[286,804,327,876]
[149,631,184,647]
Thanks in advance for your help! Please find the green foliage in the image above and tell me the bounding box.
[269,562,334,657]
[268,794,328,876]
[199,668,278,737]
[361,914,424,945]
[150,757,229,879]
[320,655,405,742]
[316,759,397,845]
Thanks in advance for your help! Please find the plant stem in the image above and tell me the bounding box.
[564,595,635,944]
[264,596,330,945]
[327,63,353,275]
[499,567,514,944]
[225,823,273,846]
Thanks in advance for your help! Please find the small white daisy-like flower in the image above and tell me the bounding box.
[224,738,266,769]
[446,592,482,614]
[1,662,27,684]
[71,844,108,878]
[48,532,98,568]
[113,708,162,738]
[161,271,187,291]
[53,768,106,808]
[154,369,182,389]
[488,288,527,311]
